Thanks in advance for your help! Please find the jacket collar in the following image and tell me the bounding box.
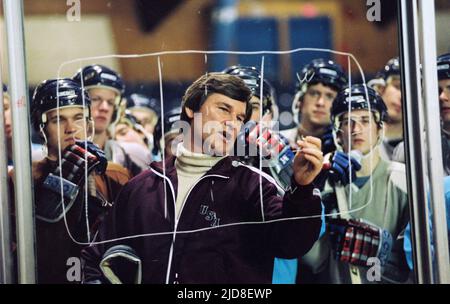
[150,154,241,178]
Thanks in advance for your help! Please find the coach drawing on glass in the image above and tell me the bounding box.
[82,72,324,284]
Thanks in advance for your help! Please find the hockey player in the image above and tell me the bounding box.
[222,65,280,169]
[369,57,403,160]
[270,59,358,191]
[222,63,358,189]
[222,65,278,122]
[222,64,360,283]
[281,58,348,155]
[222,65,301,283]
[4,84,47,166]
[113,112,152,172]
[114,112,149,149]
[73,64,143,176]
[301,84,410,284]
[392,53,450,173]
[152,107,182,160]
[126,93,159,139]
[403,53,450,271]
[9,78,130,283]
[82,72,323,284]
[437,53,450,174]
[2,84,12,165]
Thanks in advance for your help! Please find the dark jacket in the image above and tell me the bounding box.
[82,156,322,284]
[9,159,130,284]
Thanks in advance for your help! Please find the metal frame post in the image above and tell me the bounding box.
[418,0,450,283]
[3,0,36,283]
[397,0,434,283]
[0,51,13,284]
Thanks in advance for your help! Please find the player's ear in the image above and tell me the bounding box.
[185,107,194,119]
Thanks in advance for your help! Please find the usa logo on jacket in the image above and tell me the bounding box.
[199,205,220,227]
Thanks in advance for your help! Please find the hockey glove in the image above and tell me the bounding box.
[248,124,295,189]
[36,143,104,222]
[328,218,393,267]
[328,151,362,185]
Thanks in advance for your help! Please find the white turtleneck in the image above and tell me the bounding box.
[174,143,225,219]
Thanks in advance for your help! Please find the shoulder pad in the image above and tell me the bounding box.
[106,162,131,181]
[387,161,407,193]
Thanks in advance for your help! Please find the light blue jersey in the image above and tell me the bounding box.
[404,176,450,270]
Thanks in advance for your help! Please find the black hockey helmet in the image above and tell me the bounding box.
[331,84,388,128]
[31,78,90,131]
[296,58,348,92]
[375,57,400,81]
[73,64,125,97]
[126,93,160,126]
[118,110,140,128]
[73,64,126,126]
[222,65,277,118]
[153,107,182,155]
[437,53,450,81]
[127,93,159,112]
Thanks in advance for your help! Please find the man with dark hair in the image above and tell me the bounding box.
[10,78,130,283]
[180,73,253,123]
[369,57,403,160]
[82,72,324,284]
[301,84,409,284]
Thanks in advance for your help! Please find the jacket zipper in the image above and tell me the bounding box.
[176,174,229,227]
[150,167,177,284]
[172,174,229,283]
[151,168,229,284]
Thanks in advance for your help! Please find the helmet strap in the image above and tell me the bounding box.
[358,123,384,159]
[41,112,48,124]
[292,90,303,125]
[39,123,49,159]
[82,118,95,142]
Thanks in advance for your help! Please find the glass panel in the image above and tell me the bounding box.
[1,0,449,285]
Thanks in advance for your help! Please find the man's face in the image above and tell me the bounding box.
[338,109,380,155]
[439,79,450,125]
[3,96,12,140]
[45,107,89,157]
[130,109,156,134]
[89,88,117,133]
[249,96,262,122]
[381,77,402,123]
[249,96,273,122]
[300,83,337,129]
[115,123,146,147]
[190,93,246,156]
